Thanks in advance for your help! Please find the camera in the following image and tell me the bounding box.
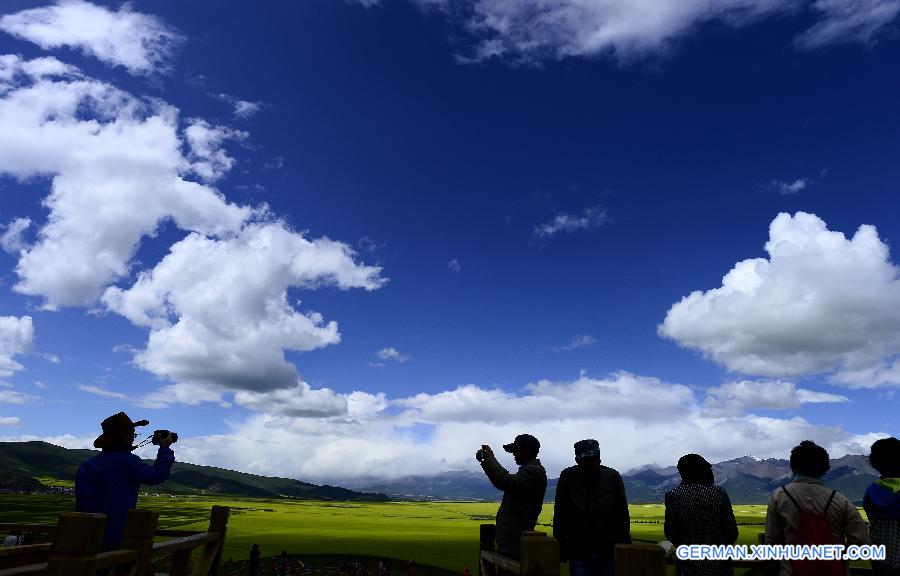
[151,429,178,445]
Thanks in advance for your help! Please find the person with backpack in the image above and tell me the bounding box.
[863,437,900,575]
[765,440,869,576]
[665,453,739,576]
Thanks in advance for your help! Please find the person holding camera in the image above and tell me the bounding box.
[476,434,547,559]
[76,412,176,550]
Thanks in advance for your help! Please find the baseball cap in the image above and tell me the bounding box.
[503,434,540,454]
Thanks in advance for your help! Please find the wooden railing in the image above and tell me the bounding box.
[478,526,877,576]
[615,533,875,575]
[478,524,559,576]
[0,506,229,576]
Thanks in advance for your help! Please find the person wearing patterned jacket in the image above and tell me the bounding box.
[665,453,739,576]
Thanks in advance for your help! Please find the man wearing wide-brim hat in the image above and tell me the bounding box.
[76,412,175,550]
[476,434,548,559]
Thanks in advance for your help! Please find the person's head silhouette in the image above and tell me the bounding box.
[790,440,830,478]
[869,437,900,478]
[677,453,714,485]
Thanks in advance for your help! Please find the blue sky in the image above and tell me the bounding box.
[0,0,898,481]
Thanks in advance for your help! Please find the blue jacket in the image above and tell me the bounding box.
[75,446,175,550]
[864,478,900,521]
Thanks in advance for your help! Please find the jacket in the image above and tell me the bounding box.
[553,464,631,560]
[481,454,547,558]
[864,478,900,571]
[665,483,738,576]
[765,477,869,575]
[75,446,175,550]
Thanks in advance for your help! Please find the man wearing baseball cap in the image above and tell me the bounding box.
[75,412,175,550]
[553,439,631,576]
[476,434,547,559]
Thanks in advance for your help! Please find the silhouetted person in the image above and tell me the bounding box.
[553,439,630,576]
[279,551,289,576]
[864,437,900,575]
[406,560,416,576]
[250,544,261,576]
[75,412,175,550]
[664,454,738,576]
[476,434,547,559]
[765,440,868,576]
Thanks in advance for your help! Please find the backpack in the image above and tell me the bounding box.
[782,486,845,576]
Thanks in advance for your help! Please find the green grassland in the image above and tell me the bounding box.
[0,494,804,574]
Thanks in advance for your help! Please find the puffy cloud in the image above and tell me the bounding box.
[0,55,250,308]
[448,258,461,273]
[401,0,899,63]
[795,0,900,49]
[0,218,32,254]
[0,0,183,75]
[552,334,597,352]
[78,384,127,399]
[184,119,247,182]
[0,315,33,378]
[168,371,882,481]
[398,372,696,424]
[234,382,349,417]
[0,416,20,426]
[103,223,384,392]
[535,206,608,237]
[659,212,900,384]
[703,380,848,416]
[136,382,227,410]
[376,347,411,363]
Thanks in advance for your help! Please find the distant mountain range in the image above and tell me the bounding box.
[353,455,879,504]
[0,441,388,502]
[2,442,878,505]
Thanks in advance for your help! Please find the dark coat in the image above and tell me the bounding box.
[75,446,174,550]
[552,464,631,560]
[665,483,739,576]
[481,454,547,558]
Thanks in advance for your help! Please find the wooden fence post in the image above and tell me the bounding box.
[112,509,159,576]
[613,544,665,576]
[45,512,107,576]
[479,525,496,576]
[197,506,231,576]
[519,532,559,576]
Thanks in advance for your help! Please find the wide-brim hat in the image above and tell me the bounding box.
[503,434,540,454]
[93,411,149,448]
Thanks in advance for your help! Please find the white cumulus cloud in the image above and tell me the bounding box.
[659,212,900,385]
[0,416,20,426]
[165,371,883,481]
[0,315,33,378]
[0,0,183,75]
[103,223,384,392]
[376,347,411,363]
[0,218,32,254]
[0,54,250,309]
[703,380,848,416]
